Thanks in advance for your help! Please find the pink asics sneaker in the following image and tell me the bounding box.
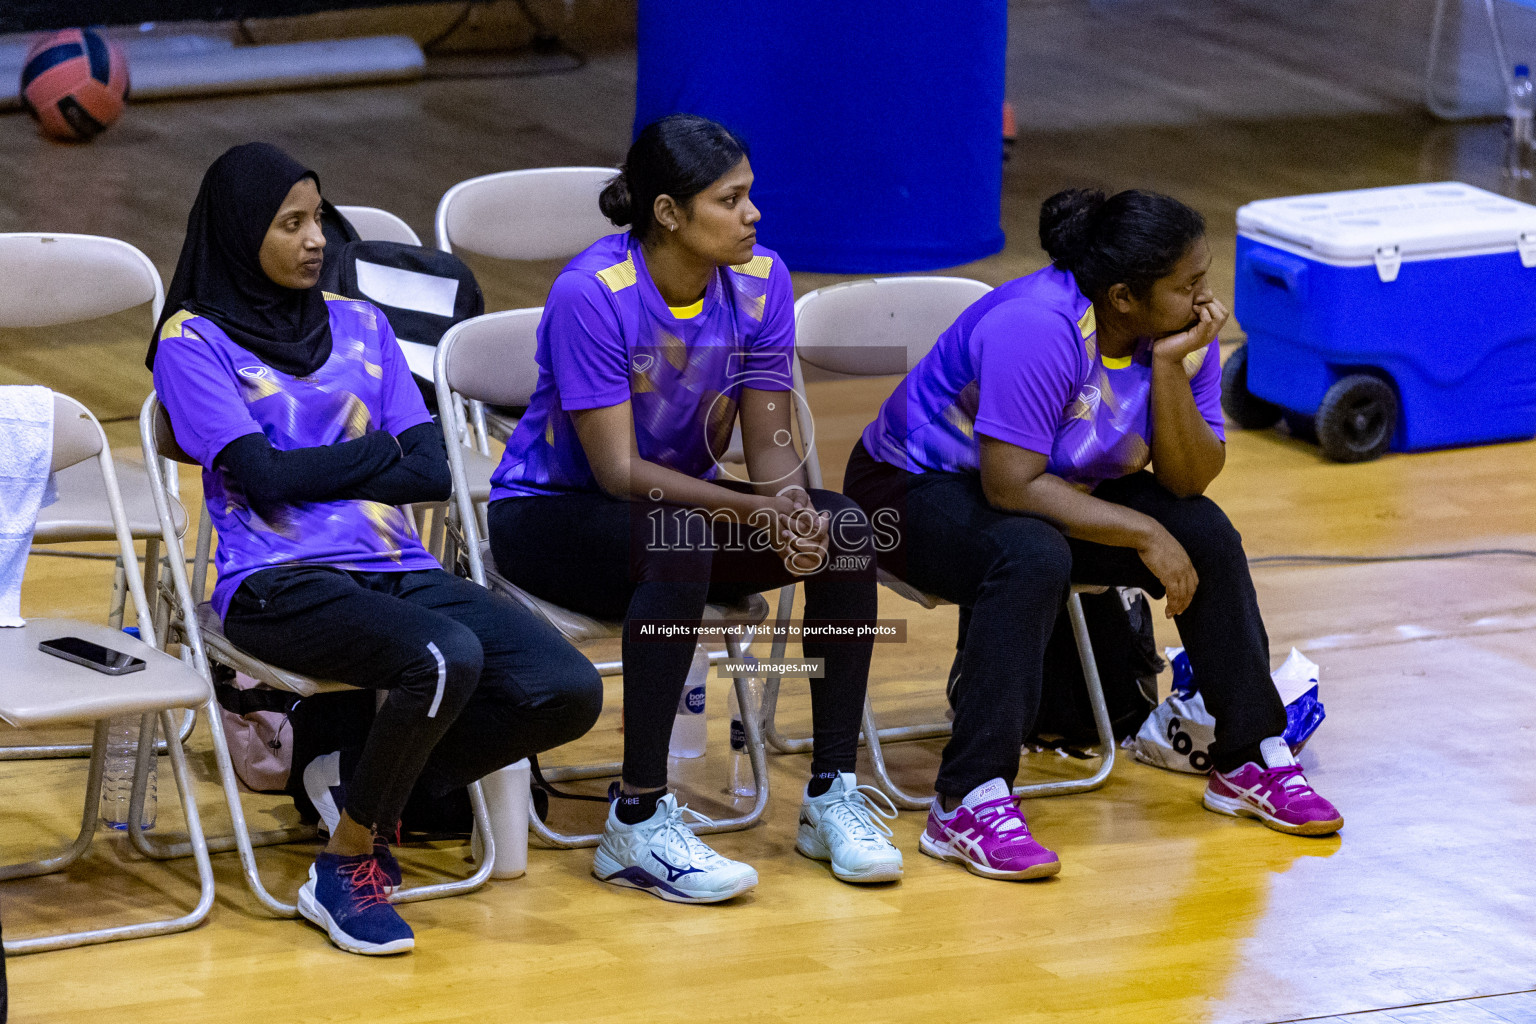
[919,779,1060,880]
[1203,737,1343,836]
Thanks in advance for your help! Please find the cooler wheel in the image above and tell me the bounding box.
[1316,374,1396,462]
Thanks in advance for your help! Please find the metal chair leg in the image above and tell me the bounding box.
[2,711,216,955]
[826,591,1119,808]
[127,695,495,911]
[529,633,772,850]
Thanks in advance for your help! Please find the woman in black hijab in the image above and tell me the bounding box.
[148,142,332,376]
[150,143,601,956]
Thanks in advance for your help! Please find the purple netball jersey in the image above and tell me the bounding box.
[861,263,1225,489]
[153,295,440,620]
[490,233,795,500]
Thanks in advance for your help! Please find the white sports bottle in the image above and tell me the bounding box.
[668,643,710,758]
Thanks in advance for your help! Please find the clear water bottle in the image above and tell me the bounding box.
[101,717,157,831]
[1506,64,1534,180]
[667,643,710,759]
[101,626,156,831]
[727,672,764,798]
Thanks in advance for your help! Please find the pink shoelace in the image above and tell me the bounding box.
[342,856,394,910]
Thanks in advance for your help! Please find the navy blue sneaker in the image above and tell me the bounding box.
[305,752,401,892]
[297,853,414,955]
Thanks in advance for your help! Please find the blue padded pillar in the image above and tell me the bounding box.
[635,0,1007,273]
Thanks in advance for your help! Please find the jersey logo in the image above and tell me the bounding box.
[1067,384,1101,420]
[238,365,274,381]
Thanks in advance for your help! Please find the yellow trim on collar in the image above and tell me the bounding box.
[669,298,704,320]
[1101,353,1133,370]
[728,254,774,279]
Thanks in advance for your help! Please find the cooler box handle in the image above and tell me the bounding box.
[1246,248,1308,294]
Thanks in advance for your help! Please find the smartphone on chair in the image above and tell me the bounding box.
[38,636,146,676]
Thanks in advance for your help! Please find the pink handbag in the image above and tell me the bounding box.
[214,671,299,793]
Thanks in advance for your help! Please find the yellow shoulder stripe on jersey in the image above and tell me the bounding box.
[596,254,638,292]
[1077,305,1096,339]
[728,254,773,279]
[159,309,197,341]
[322,291,350,303]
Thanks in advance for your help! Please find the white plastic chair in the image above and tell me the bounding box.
[334,204,422,246]
[0,392,214,955]
[137,395,497,917]
[433,312,774,849]
[434,167,616,261]
[759,276,1118,810]
[0,233,188,762]
[435,166,618,451]
[1426,0,1535,119]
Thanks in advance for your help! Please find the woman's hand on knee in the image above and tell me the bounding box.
[773,503,831,576]
[1136,524,1199,616]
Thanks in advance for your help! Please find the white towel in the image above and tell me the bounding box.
[0,386,56,627]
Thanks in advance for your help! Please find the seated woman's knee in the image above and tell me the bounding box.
[988,516,1072,589]
[812,491,875,557]
[1164,497,1246,567]
[407,623,484,718]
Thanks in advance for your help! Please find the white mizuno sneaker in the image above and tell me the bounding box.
[796,772,904,883]
[592,793,758,904]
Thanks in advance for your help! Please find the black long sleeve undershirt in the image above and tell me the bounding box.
[214,421,451,509]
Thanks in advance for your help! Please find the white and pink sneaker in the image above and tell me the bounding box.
[919,779,1060,880]
[1203,737,1343,837]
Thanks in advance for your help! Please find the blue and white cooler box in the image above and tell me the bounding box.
[1232,183,1536,459]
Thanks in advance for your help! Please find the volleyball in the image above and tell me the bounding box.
[19,28,130,142]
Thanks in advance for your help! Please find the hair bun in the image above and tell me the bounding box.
[598,170,633,227]
[1038,188,1106,268]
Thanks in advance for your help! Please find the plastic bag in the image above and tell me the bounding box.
[1132,647,1325,774]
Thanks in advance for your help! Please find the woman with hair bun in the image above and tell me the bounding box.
[487,114,900,903]
[844,188,1343,882]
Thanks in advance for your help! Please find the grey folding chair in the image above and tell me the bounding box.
[1,392,214,955]
[433,311,775,849]
[0,233,189,761]
[137,395,496,917]
[335,204,422,246]
[758,276,1117,810]
[435,166,617,450]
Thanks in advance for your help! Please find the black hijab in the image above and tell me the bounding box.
[146,142,332,376]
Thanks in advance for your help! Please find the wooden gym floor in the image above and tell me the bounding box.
[3,1,1535,1021]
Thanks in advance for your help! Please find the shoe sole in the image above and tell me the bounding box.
[917,831,1060,881]
[795,825,904,883]
[297,878,415,956]
[591,849,757,904]
[1202,790,1343,837]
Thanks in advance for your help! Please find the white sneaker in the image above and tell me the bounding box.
[796,772,904,883]
[592,793,758,904]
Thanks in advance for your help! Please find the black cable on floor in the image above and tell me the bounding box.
[1251,549,1536,567]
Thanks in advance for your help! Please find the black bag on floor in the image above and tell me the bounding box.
[948,588,1161,749]
[1030,587,1161,746]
